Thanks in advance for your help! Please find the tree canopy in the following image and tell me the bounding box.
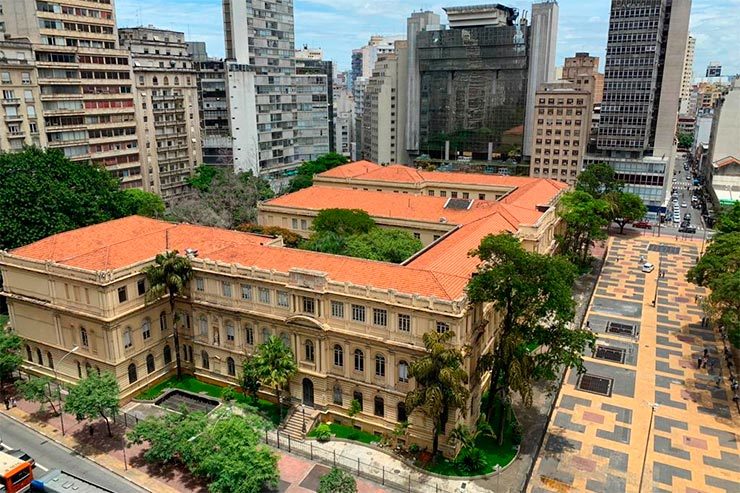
[556,190,610,267]
[127,408,208,464]
[119,189,165,218]
[311,209,375,236]
[318,468,357,493]
[677,132,694,149]
[0,330,23,402]
[253,336,297,420]
[575,162,623,199]
[345,228,423,263]
[168,169,274,229]
[187,165,224,192]
[287,153,349,193]
[236,223,303,248]
[716,202,740,234]
[467,233,594,440]
[64,371,120,436]
[17,376,60,414]
[605,191,648,234]
[0,147,129,250]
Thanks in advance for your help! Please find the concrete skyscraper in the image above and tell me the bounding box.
[294,48,331,163]
[587,0,692,211]
[223,0,297,183]
[562,52,604,105]
[679,34,695,115]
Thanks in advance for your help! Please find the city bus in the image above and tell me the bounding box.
[0,450,33,493]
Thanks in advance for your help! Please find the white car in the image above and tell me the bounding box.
[681,202,688,208]
[642,263,655,273]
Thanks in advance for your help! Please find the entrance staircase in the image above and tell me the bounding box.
[280,405,320,440]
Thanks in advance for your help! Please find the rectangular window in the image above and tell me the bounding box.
[300,219,307,230]
[331,301,344,318]
[351,304,366,323]
[258,287,271,304]
[478,193,486,200]
[398,314,411,332]
[436,321,449,334]
[245,325,254,345]
[123,330,132,349]
[373,308,387,327]
[413,232,421,240]
[241,284,252,300]
[226,324,235,342]
[302,296,315,314]
[222,281,232,297]
[137,279,146,296]
[292,218,298,229]
[451,191,458,198]
[195,278,204,292]
[440,190,447,197]
[117,286,127,303]
[277,291,289,308]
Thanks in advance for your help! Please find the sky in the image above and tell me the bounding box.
[115,0,740,77]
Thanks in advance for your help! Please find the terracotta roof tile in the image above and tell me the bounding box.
[317,160,381,178]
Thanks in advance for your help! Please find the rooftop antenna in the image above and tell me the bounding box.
[136,3,142,26]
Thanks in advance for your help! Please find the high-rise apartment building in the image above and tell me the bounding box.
[529,81,592,184]
[410,3,557,164]
[332,85,354,158]
[119,27,202,201]
[562,52,604,104]
[223,0,297,181]
[361,41,409,164]
[679,35,695,115]
[294,48,331,162]
[1,0,143,188]
[586,0,692,210]
[0,36,46,152]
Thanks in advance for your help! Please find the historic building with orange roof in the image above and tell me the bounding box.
[0,161,568,453]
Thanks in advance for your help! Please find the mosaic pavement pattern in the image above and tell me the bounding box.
[529,236,740,493]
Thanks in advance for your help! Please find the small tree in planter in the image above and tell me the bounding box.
[64,371,119,437]
[314,423,331,442]
[318,467,356,493]
[347,398,361,429]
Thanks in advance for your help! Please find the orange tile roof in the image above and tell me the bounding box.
[316,160,381,178]
[713,156,740,168]
[262,186,499,225]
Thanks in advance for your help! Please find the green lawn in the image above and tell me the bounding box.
[136,375,281,426]
[0,314,8,330]
[307,422,380,445]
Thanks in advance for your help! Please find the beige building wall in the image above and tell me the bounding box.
[562,52,603,104]
[529,81,592,184]
[0,37,47,152]
[679,35,695,115]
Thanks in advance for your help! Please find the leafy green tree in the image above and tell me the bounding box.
[344,228,423,263]
[17,376,60,414]
[253,336,297,421]
[236,223,303,248]
[716,202,740,233]
[64,371,120,437]
[687,233,740,285]
[447,417,494,451]
[575,162,622,199]
[120,189,165,218]
[405,330,469,456]
[557,190,610,266]
[187,414,278,493]
[0,330,23,405]
[318,467,357,493]
[605,191,647,234]
[467,233,594,441]
[187,165,224,192]
[0,147,128,250]
[288,153,349,193]
[347,398,361,428]
[240,356,261,403]
[311,209,375,236]
[677,132,694,149]
[301,231,347,255]
[143,251,193,379]
[127,409,208,464]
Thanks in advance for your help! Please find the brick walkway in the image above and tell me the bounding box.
[528,235,740,493]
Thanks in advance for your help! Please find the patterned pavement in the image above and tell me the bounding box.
[528,235,740,493]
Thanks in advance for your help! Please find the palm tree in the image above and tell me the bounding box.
[405,330,469,457]
[447,416,495,452]
[254,335,297,421]
[143,250,193,379]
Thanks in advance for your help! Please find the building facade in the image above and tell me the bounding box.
[562,52,604,105]
[679,34,695,115]
[705,80,740,207]
[1,0,144,188]
[0,37,46,152]
[361,41,408,164]
[332,85,354,158]
[294,48,331,163]
[529,81,592,184]
[119,27,202,201]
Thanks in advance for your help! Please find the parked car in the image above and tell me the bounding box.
[633,221,652,229]
[642,262,655,273]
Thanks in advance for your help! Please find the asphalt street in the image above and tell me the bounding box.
[0,413,146,492]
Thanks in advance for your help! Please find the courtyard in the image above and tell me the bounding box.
[528,234,740,493]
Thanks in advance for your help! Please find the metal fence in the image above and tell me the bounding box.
[112,411,141,429]
[264,430,454,493]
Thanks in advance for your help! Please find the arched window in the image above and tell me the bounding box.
[163,76,169,86]
[76,361,82,378]
[201,351,210,369]
[334,345,343,367]
[36,348,43,365]
[80,327,89,347]
[123,327,133,349]
[397,402,407,422]
[152,76,158,86]
[304,339,315,362]
[85,362,92,376]
[224,321,234,342]
[174,76,180,85]
[159,311,167,331]
[227,357,235,376]
[375,354,386,377]
[128,363,137,384]
[142,318,151,340]
[163,345,172,365]
[333,384,343,405]
[199,316,208,336]
[146,354,155,374]
[374,396,384,417]
[398,361,409,383]
[352,390,363,411]
[47,351,54,369]
[25,345,32,361]
[354,349,364,372]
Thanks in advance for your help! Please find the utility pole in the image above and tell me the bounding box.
[638,402,659,492]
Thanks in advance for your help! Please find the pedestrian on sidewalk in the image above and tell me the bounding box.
[702,355,709,369]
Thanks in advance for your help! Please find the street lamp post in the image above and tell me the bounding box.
[301,406,306,434]
[638,402,659,493]
[52,346,79,436]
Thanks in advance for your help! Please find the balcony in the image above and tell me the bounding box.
[4,114,23,122]
[7,131,26,139]
[1,98,20,105]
